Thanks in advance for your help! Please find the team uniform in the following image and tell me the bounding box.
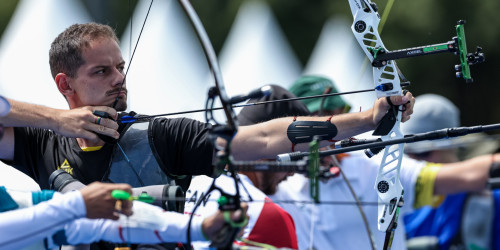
[405,188,500,249]
[405,158,500,250]
[6,114,214,189]
[270,151,428,250]
[185,174,298,249]
[0,187,206,249]
[4,114,214,248]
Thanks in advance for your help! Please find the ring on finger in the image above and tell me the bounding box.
[95,117,102,125]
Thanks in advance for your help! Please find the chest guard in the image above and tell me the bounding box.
[102,118,186,212]
[104,120,173,187]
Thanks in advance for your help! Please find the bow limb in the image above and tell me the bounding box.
[178,1,243,248]
[348,0,405,248]
[178,0,237,131]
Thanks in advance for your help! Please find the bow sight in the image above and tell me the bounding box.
[363,20,485,83]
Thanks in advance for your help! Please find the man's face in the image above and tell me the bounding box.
[67,37,127,111]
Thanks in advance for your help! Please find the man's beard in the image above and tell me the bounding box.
[259,172,280,195]
[113,98,127,111]
[106,88,127,111]
[261,184,277,196]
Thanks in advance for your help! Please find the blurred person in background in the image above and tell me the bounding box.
[402,94,500,250]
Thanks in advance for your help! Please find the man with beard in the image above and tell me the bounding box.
[403,94,500,250]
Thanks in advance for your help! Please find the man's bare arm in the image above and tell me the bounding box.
[230,92,414,160]
[0,98,119,160]
[434,153,500,195]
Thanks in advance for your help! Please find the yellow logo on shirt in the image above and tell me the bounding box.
[59,159,73,175]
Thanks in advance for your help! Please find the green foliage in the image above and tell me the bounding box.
[191,0,243,54]
[79,0,139,37]
[0,0,19,38]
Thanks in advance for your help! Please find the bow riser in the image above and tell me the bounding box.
[375,141,404,231]
[349,0,382,61]
[349,0,403,98]
[372,61,402,98]
[349,0,405,234]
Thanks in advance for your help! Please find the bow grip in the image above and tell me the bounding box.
[372,105,398,136]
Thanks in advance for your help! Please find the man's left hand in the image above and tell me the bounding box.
[372,91,415,125]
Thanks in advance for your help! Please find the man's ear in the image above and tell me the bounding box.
[55,73,74,97]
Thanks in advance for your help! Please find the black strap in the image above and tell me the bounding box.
[287,120,338,144]
[372,106,398,136]
[386,96,396,107]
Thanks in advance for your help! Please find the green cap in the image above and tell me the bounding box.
[289,75,349,114]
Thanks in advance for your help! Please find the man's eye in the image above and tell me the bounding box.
[95,69,105,74]
[118,66,125,73]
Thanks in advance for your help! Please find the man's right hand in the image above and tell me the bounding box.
[0,100,119,160]
[80,182,133,220]
[55,106,119,143]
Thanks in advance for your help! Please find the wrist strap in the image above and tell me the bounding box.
[489,155,500,178]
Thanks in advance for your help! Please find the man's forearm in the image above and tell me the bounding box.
[0,192,86,249]
[325,110,375,139]
[0,98,120,148]
[0,99,61,160]
[64,207,206,245]
[232,110,375,160]
[0,98,59,129]
[435,153,500,195]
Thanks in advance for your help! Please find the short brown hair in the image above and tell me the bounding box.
[49,23,119,79]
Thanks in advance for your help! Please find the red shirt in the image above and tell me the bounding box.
[240,197,298,249]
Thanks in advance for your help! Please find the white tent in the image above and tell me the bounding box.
[0,0,91,191]
[0,0,91,109]
[218,0,302,97]
[304,17,375,112]
[120,0,211,122]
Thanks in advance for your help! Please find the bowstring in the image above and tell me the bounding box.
[121,1,153,248]
[329,150,376,250]
[118,88,377,123]
[112,0,154,109]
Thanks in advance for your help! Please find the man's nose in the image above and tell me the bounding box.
[112,68,125,87]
